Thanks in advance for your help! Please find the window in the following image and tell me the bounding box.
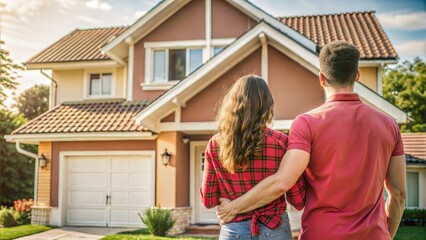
[152,48,203,82]
[213,46,224,56]
[406,172,419,207]
[89,73,112,96]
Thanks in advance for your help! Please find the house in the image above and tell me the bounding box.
[402,133,426,209]
[5,0,409,234]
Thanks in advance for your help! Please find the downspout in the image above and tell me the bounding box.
[16,141,39,206]
[40,69,58,108]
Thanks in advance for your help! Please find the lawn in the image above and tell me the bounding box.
[102,229,217,240]
[0,224,52,240]
[394,226,426,240]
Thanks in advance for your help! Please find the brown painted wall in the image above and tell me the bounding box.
[181,48,261,122]
[50,140,156,207]
[161,112,175,123]
[37,142,52,206]
[211,0,257,38]
[268,46,324,119]
[175,132,189,207]
[133,0,206,101]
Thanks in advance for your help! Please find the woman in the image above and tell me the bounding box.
[200,75,306,240]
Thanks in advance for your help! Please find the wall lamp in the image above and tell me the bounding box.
[161,149,171,166]
[39,154,47,169]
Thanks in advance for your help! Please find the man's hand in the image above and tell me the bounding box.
[217,198,237,225]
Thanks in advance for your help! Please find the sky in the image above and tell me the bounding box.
[0,0,425,109]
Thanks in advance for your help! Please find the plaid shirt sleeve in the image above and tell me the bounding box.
[286,173,306,210]
[199,139,220,209]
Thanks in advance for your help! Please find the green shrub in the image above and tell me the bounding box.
[13,211,31,225]
[402,209,426,226]
[0,207,17,227]
[138,207,175,236]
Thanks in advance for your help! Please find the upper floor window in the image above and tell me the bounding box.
[213,46,224,56]
[89,73,112,96]
[153,48,203,83]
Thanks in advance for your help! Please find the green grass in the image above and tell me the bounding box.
[0,224,52,240]
[394,226,426,240]
[101,229,217,240]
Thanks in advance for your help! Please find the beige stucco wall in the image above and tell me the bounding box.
[359,67,378,92]
[156,131,190,208]
[52,66,125,104]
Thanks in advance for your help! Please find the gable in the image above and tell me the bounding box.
[212,0,257,39]
[268,46,324,119]
[142,0,205,42]
[181,48,261,122]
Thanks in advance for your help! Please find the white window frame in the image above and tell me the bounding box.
[143,39,234,91]
[406,170,420,208]
[83,68,117,99]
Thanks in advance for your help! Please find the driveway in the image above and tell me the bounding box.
[16,227,136,240]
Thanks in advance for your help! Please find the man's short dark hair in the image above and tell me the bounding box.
[319,41,360,86]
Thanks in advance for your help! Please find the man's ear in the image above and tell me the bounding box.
[355,69,360,82]
[319,72,327,87]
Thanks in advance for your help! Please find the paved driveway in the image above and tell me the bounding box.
[17,227,136,240]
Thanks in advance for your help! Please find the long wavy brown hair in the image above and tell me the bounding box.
[216,75,274,173]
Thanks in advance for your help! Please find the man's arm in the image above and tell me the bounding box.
[384,155,406,238]
[217,149,309,223]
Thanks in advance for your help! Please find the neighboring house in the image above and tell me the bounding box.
[402,133,426,209]
[5,0,409,234]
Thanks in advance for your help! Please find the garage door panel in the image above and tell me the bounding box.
[69,173,107,188]
[67,208,106,223]
[68,156,107,171]
[65,153,154,227]
[69,190,105,205]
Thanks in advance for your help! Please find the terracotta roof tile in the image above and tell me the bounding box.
[402,133,426,161]
[12,100,150,134]
[26,26,128,64]
[278,11,398,59]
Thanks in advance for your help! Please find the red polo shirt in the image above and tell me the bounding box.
[287,93,404,240]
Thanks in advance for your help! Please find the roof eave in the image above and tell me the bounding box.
[5,132,157,144]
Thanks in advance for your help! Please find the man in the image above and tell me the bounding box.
[217,41,406,239]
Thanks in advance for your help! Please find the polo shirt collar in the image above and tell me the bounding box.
[326,93,361,102]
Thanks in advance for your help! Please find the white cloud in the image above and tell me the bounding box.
[134,10,146,19]
[378,11,426,31]
[395,40,426,59]
[85,0,112,11]
[0,0,75,21]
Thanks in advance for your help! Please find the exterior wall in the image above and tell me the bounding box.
[49,140,156,207]
[176,132,190,207]
[211,0,257,38]
[407,167,426,209]
[161,112,175,123]
[268,46,324,119]
[133,0,206,101]
[53,70,84,104]
[52,66,125,104]
[359,67,378,92]
[181,48,261,122]
[37,142,53,206]
[156,132,190,207]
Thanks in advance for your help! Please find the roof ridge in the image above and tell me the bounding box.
[75,25,129,31]
[278,10,376,19]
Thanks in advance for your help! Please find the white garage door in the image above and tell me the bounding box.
[65,152,155,227]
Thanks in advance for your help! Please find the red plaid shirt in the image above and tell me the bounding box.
[200,127,305,236]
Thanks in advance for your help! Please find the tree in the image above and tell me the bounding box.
[383,57,426,132]
[0,109,35,206]
[0,40,22,105]
[12,84,49,120]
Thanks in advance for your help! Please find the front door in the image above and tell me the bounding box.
[194,144,219,224]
